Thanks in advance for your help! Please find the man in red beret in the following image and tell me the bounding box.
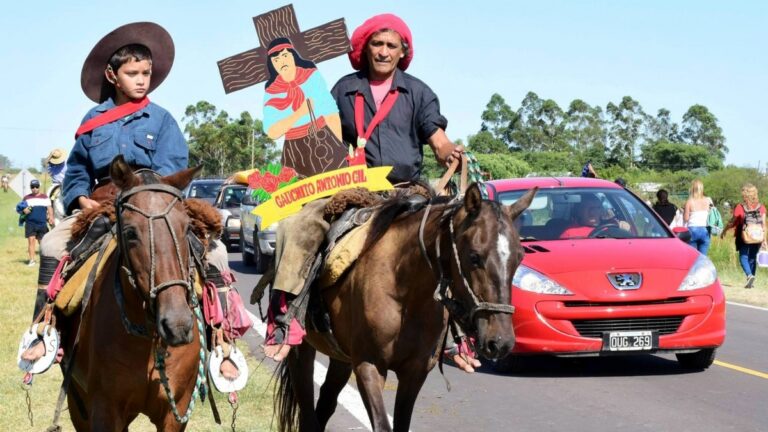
[332,13,463,182]
[265,14,479,372]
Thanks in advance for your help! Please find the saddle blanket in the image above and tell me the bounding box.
[319,218,372,288]
[55,238,118,316]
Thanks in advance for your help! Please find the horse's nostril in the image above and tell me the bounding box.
[487,340,499,357]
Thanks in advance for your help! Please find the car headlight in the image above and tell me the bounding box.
[227,217,241,229]
[267,222,279,231]
[678,254,717,291]
[513,264,573,295]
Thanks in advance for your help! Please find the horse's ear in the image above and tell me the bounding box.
[464,183,483,215]
[508,186,538,220]
[110,155,138,190]
[163,165,203,191]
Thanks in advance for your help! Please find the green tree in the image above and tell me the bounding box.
[468,130,508,154]
[475,153,531,179]
[606,96,646,168]
[510,92,567,152]
[480,93,515,146]
[564,99,605,154]
[681,104,727,160]
[520,151,578,175]
[646,108,680,143]
[183,101,277,177]
[0,154,11,170]
[640,140,720,171]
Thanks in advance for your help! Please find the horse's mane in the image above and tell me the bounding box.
[362,181,452,252]
[69,184,222,250]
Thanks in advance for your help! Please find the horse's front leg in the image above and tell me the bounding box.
[316,358,353,429]
[354,361,391,431]
[393,363,431,432]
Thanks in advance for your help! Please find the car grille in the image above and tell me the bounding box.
[572,316,684,338]
[564,298,687,307]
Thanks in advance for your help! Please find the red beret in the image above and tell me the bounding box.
[349,14,413,71]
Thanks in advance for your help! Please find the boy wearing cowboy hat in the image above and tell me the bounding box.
[24,22,242,382]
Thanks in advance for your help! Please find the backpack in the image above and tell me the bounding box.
[707,205,724,236]
[741,204,765,244]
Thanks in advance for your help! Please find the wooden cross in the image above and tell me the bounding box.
[217,4,351,94]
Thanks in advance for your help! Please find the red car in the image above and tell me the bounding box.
[486,177,725,371]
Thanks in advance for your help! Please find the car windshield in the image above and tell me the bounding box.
[223,187,246,208]
[497,187,672,240]
[188,182,223,199]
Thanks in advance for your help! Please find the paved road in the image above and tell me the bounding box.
[229,253,768,432]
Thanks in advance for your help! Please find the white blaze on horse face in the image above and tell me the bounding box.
[496,233,512,285]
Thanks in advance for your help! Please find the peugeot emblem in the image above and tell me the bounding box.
[608,273,642,290]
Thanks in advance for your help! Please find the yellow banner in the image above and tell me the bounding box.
[252,165,393,228]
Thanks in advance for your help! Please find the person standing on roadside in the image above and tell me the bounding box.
[18,179,53,266]
[653,189,678,226]
[721,183,766,288]
[684,179,713,255]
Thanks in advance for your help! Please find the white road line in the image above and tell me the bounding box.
[726,301,768,312]
[247,310,399,430]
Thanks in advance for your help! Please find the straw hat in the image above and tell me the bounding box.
[45,148,67,165]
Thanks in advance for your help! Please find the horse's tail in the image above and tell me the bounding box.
[273,359,298,432]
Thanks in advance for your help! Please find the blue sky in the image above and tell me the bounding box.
[1,0,765,171]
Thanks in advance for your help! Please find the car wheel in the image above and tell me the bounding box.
[493,354,529,374]
[241,229,254,266]
[676,348,716,370]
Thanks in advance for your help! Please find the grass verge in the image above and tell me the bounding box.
[0,190,276,430]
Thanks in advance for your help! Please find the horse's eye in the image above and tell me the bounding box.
[124,226,140,245]
[469,251,484,269]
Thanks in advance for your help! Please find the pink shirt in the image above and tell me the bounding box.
[369,77,393,110]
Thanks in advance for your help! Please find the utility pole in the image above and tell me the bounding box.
[250,125,255,168]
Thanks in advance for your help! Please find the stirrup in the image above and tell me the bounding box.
[18,325,59,374]
[209,343,249,392]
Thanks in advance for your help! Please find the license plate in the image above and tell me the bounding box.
[602,331,657,352]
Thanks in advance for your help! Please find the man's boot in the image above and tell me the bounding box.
[33,256,59,320]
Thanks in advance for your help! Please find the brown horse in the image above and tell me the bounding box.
[276,184,537,431]
[57,156,205,431]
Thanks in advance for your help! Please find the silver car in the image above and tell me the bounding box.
[240,187,276,273]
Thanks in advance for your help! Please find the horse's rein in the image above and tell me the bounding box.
[115,182,193,318]
[434,154,469,197]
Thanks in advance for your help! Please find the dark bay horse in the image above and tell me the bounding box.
[277,185,537,431]
[58,156,205,431]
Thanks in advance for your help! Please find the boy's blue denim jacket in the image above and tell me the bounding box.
[63,98,188,213]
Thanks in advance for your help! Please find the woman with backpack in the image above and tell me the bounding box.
[721,183,766,288]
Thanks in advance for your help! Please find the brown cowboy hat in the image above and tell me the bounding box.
[81,22,175,103]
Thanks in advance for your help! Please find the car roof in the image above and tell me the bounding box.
[190,178,225,184]
[486,177,624,196]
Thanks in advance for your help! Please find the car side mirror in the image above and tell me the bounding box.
[672,226,691,243]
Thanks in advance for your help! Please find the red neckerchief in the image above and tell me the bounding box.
[264,67,316,111]
[75,97,150,139]
[354,88,400,142]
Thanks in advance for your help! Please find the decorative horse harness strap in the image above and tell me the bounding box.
[418,201,516,326]
[113,179,209,424]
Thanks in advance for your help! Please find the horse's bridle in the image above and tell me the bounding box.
[114,179,195,338]
[418,201,516,331]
